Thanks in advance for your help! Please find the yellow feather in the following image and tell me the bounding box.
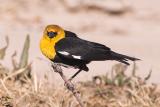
[40,25,65,59]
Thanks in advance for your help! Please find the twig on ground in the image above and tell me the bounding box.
[3,63,32,82]
[0,79,12,96]
[51,63,84,107]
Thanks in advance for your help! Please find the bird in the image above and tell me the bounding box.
[40,25,140,81]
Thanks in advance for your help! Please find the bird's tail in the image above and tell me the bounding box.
[111,51,140,65]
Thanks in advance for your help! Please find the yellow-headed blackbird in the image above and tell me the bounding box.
[40,25,139,80]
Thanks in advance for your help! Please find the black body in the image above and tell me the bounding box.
[53,30,139,71]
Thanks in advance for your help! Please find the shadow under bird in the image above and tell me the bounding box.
[40,25,140,81]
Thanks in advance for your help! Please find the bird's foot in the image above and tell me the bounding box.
[64,79,75,91]
[51,63,64,75]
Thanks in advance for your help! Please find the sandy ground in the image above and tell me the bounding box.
[0,0,160,84]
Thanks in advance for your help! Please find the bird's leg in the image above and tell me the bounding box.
[64,69,82,87]
[68,69,82,82]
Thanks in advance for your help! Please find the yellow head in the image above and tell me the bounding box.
[40,25,65,59]
[43,25,65,42]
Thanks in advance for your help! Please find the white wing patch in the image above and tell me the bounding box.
[58,51,70,56]
[58,51,81,59]
[72,55,81,59]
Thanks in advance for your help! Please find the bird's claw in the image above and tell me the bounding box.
[64,79,74,91]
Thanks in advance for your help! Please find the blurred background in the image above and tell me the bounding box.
[0,0,160,84]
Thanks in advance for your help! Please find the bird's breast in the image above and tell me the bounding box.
[40,38,56,60]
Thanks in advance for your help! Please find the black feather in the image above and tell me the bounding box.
[54,34,140,70]
[110,51,140,65]
[65,30,78,38]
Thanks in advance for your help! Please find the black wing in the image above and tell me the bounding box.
[55,37,111,61]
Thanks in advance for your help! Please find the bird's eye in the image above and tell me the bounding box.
[47,31,57,38]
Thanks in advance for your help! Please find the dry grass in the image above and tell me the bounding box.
[0,62,160,107]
